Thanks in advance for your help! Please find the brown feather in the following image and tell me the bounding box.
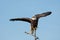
[33,11,52,19]
[10,18,32,23]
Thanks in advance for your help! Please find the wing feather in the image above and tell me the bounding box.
[10,18,32,23]
[34,11,52,19]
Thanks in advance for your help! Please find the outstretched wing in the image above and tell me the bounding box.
[33,11,52,19]
[10,18,32,23]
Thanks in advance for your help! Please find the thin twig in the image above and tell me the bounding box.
[34,30,39,40]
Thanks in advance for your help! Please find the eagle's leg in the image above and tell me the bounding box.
[32,27,39,40]
[25,26,34,35]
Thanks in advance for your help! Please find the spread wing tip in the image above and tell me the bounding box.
[10,19,15,21]
[47,11,52,15]
[44,11,52,16]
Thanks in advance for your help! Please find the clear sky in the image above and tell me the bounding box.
[0,0,60,40]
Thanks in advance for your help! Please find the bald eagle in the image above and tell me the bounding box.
[10,11,52,35]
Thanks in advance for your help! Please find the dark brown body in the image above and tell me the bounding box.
[31,19,38,34]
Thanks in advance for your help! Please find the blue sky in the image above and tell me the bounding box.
[0,0,60,40]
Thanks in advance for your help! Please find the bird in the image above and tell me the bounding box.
[10,11,52,35]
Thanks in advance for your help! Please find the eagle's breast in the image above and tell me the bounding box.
[31,20,38,28]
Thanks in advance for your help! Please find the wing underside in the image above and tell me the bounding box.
[33,11,52,19]
[10,18,32,23]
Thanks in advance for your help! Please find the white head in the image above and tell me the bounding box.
[31,17,36,20]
